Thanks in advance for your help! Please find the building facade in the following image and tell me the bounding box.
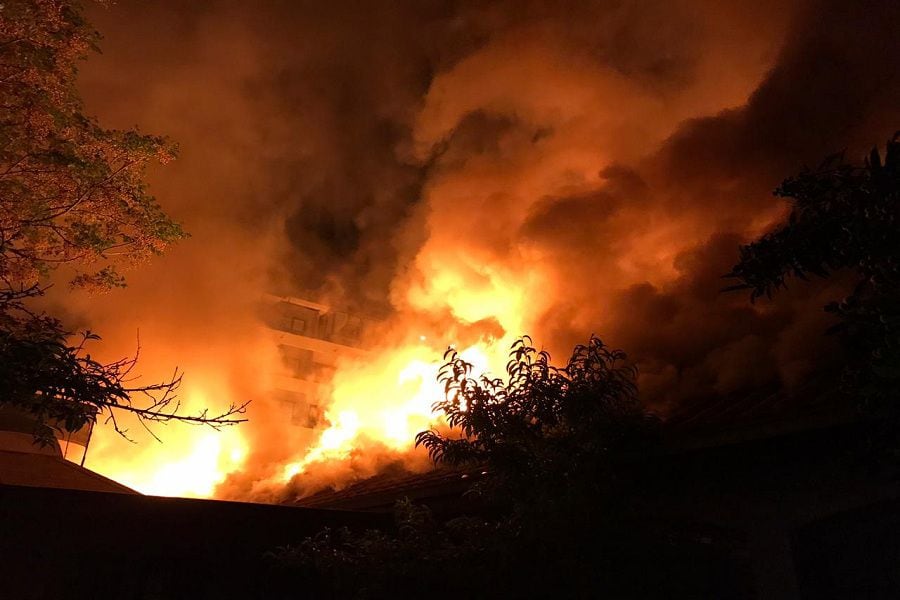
[262,294,373,431]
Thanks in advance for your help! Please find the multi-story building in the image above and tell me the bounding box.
[261,294,374,431]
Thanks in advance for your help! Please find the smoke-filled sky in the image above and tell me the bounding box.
[63,0,900,498]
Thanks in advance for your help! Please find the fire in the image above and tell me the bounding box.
[136,432,246,497]
[280,338,499,483]
[84,385,250,498]
[73,154,571,501]
[80,305,514,501]
[55,0,818,504]
[267,266,533,490]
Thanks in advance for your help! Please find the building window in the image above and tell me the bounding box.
[312,362,336,383]
[306,404,322,428]
[290,317,307,334]
[273,389,310,427]
[282,305,319,337]
[278,346,315,378]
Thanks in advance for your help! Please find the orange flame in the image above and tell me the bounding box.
[84,386,250,497]
[81,265,535,500]
[280,340,498,482]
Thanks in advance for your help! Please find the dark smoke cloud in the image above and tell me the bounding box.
[638,0,900,406]
[524,0,900,409]
[61,0,900,495]
[73,0,797,333]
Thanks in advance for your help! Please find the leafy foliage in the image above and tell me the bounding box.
[0,0,186,291]
[269,500,506,599]
[273,339,663,599]
[0,1,244,443]
[416,336,658,504]
[727,133,900,405]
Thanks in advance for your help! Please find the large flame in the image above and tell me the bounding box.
[265,259,544,494]
[280,340,498,482]
[82,267,533,500]
[85,385,250,498]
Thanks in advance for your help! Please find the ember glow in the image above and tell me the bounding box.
[63,0,900,500]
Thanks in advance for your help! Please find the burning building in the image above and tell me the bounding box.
[263,294,374,433]
[2,0,900,594]
[45,0,899,511]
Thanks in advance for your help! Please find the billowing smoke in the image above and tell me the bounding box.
[60,0,899,499]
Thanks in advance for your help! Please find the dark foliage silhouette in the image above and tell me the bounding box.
[272,338,665,599]
[728,133,900,406]
[0,286,248,444]
[416,336,657,506]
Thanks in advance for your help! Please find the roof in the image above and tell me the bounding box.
[662,380,855,449]
[0,484,388,600]
[291,466,486,512]
[0,430,136,494]
[0,448,137,494]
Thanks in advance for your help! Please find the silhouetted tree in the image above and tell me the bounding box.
[728,133,900,407]
[0,286,248,444]
[273,338,662,599]
[416,336,658,509]
[1,0,185,290]
[0,1,246,442]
